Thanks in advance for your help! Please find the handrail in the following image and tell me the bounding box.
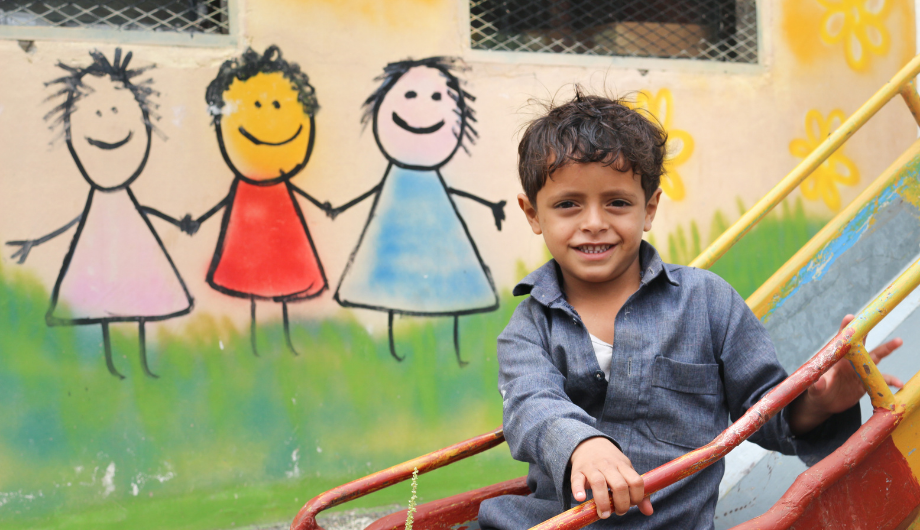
[289,428,506,530]
[528,256,920,530]
[689,53,920,271]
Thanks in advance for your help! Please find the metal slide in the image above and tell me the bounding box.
[289,54,920,530]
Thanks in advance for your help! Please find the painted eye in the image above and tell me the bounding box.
[405,91,417,99]
[431,92,442,101]
[255,100,262,108]
[272,100,280,109]
[111,106,118,114]
[96,110,102,117]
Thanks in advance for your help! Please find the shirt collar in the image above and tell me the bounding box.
[512,241,679,306]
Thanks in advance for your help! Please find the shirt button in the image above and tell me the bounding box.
[594,371,605,381]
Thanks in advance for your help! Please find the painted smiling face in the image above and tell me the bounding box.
[217,71,314,184]
[66,75,152,190]
[374,65,464,169]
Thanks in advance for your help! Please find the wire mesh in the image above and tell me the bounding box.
[470,0,757,63]
[0,0,229,34]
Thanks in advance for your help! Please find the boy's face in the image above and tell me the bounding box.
[217,71,313,183]
[519,161,661,291]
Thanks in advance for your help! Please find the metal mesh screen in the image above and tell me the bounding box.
[0,0,229,34]
[470,0,758,63]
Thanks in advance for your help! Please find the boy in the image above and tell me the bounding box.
[477,91,903,529]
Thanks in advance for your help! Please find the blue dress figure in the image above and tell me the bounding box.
[332,57,505,363]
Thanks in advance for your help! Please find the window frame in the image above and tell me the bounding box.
[0,0,239,47]
[458,0,768,74]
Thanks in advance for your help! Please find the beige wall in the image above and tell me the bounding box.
[0,0,915,328]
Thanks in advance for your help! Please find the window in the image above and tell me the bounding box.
[469,0,758,63]
[0,0,232,43]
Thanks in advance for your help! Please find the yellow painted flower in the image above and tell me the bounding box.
[631,88,693,201]
[817,0,891,71]
[789,109,860,211]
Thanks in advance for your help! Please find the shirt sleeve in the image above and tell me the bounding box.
[497,297,619,510]
[712,276,860,466]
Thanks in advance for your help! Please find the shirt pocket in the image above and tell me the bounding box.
[645,356,723,450]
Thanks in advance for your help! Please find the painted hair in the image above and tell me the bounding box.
[44,48,159,143]
[205,45,318,123]
[517,87,668,204]
[361,56,478,154]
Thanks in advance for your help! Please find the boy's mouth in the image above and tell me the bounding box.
[575,244,612,254]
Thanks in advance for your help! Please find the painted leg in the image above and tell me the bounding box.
[388,310,404,362]
[138,320,159,379]
[454,315,468,367]
[282,301,300,356]
[250,297,260,357]
[102,322,125,380]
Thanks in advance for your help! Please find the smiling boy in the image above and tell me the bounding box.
[477,91,902,529]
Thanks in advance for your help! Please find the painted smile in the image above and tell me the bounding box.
[392,112,444,134]
[85,131,132,150]
[238,124,303,146]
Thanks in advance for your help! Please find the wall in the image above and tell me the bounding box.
[0,0,916,528]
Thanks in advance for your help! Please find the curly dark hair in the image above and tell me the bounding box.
[518,87,668,204]
[205,45,318,123]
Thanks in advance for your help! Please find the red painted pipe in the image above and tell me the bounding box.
[530,328,857,530]
[729,409,902,529]
[290,428,506,530]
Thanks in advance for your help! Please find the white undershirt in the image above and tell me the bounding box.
[588,333,613,382]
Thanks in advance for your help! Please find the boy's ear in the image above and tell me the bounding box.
[518,193,543,235]
[644,188,663,232]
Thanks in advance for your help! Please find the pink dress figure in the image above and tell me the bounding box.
[7,49,193,379]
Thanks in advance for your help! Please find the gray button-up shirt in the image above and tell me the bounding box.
[479,242,859,530]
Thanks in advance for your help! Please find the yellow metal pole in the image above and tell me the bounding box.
[843,342,896,411]
[896,370,920,416]
[690,54,920,271]
[900,79,920,128]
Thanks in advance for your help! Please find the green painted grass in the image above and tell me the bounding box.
[0,265,526,530]
[650,197,828,300]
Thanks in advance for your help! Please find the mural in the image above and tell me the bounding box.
[4,48,192,379]
[632,88,693,201]
[790,108,860,211]
[818,0,891,71]
[193,46,328,356]
[329,57,505,364]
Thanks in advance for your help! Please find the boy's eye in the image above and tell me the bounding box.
[554,200,577,209]
[609,200,630,207]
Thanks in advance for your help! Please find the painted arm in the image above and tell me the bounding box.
[448,187,506,230]
[290,185,333,217]
[185,196,231,235]
[5,214,82,264]
[140,206,200,236]
[327,184,381,220]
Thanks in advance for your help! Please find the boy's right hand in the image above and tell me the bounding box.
[571,437,654,518]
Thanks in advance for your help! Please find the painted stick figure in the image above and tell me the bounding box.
[5,49,194,379]
[331,57,505,364]
[192,46,328,356]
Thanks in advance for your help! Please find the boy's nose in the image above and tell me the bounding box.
[580,205,607,233]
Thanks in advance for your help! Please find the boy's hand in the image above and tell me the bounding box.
[570,437,653,518]
[790,314,903,434]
